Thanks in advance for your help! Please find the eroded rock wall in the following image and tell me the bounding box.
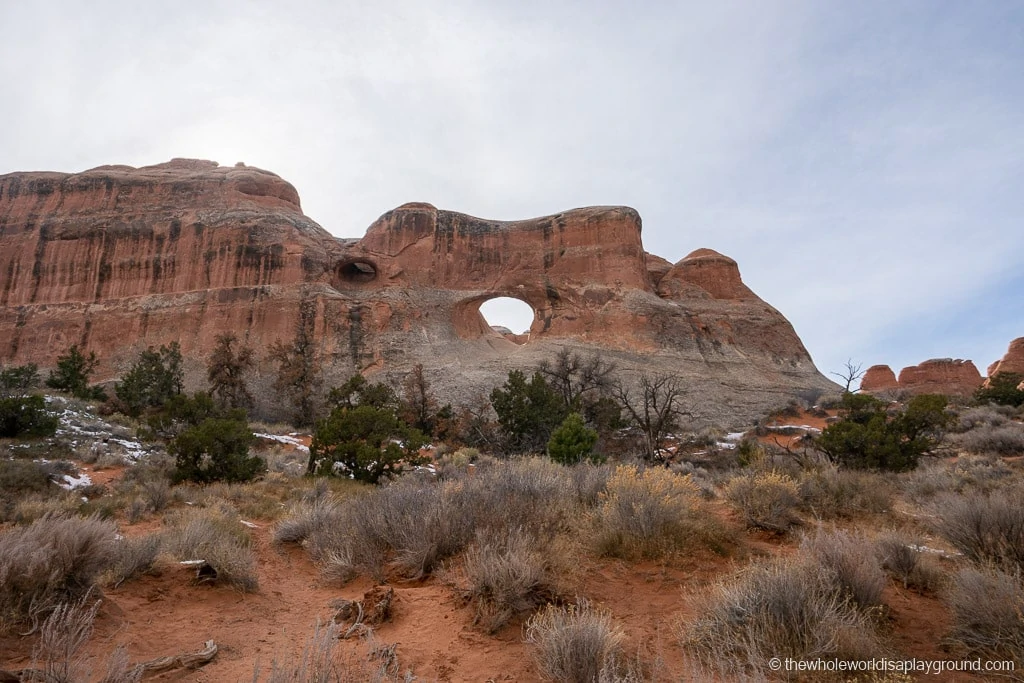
[0,159,838,425]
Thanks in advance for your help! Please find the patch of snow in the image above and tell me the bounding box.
[909,544,961,557]
[715,442,738,450]
[725,432,746,441]
[179,560,206,566]
[59,471,93,490]
[254,432,310,453]
[765,425,822,434]
[240,520,259,529]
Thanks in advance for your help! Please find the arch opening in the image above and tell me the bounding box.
[337,260,377,284]
[479,297,535,345]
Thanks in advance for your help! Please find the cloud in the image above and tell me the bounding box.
[1,1,1020,377]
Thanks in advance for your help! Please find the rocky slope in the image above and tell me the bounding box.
[0,159,837,425]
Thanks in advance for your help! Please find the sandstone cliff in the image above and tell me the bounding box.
[0,159,837,425]
[861,359,982,397]
[987,337,1024,378]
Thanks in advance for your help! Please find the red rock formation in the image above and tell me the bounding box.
[987,337,1024,378]
[861,365,898,393]
[897,359,982,397]
[0,160,838,425]
[862,359,982,397]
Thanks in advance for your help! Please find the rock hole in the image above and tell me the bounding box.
[337,260,377,284]
[479,297,535,345]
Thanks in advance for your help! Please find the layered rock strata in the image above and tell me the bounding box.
[0,159,837,425]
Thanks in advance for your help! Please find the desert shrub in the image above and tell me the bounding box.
[933,488,1024,571]
[0,458,55,496]
[525,599,625,683]
[547,412,599,465]
[816,392,951,471]
[901,455,1014,502]
[975,372,1024,407]
[46,345,107,401]
[953,423,1024,456]
[724,470,801,532]
[107,534,162,587]
[593,465,728,558]
[253,621,410,683]
[10,492,84,525]
[947,566,1024,665]
[681,557,884,678]
[0,362,40,395]
[0,394,59,438]
[308,405,426,483]
[164,507,258,591]
[170,415,264,484]
[29,595,102,683]
[0,514,117,630]
[567,462,612,507]
[798,465,894,519]
[274,496,343,545]
[113,342,183,418]
[491,369,568,454]
[801,529,885,611]
[297,459,579,583]
[953,404,1012,432]
[26,594,143,683]
[875,532,946,593]
[304,479,472,582]
[460,528,565,633]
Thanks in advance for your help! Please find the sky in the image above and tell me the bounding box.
[2,1,1021,380]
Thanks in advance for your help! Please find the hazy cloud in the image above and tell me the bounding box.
[2,1,1021,377]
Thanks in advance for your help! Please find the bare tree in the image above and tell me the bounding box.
[268,331,322,427]
[830,359,865,393]
[207,333,255,410]
[611,373,690,461]
[537,348,616,409]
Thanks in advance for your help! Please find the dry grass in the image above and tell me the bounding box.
[458,528,568,633]
[525,599,626,683]
[680,556,885,679]
[901,455,1015,502]
[933,488,1024,571]
[724,470,801,533]
[798,465,894,519]
[801,529,885,612]
[252,621,412,682]
[0,514,117,631]
[163,507,258,592]
[946,565,1024,666]
[874,532,947,594]
[953,423,1024,456]
[296,458,587,583]
[593,465,730,559]
[106,533,163,588]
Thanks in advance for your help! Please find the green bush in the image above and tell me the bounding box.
[974,372,1024,407]
[114,342,183,418]
[170,416,263,484]
[45,345,106,401]
[308,405,426,483]
[0,394,59,438]
[547,412,599,465]
[816,392,950,471]
[490,370,567,454]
